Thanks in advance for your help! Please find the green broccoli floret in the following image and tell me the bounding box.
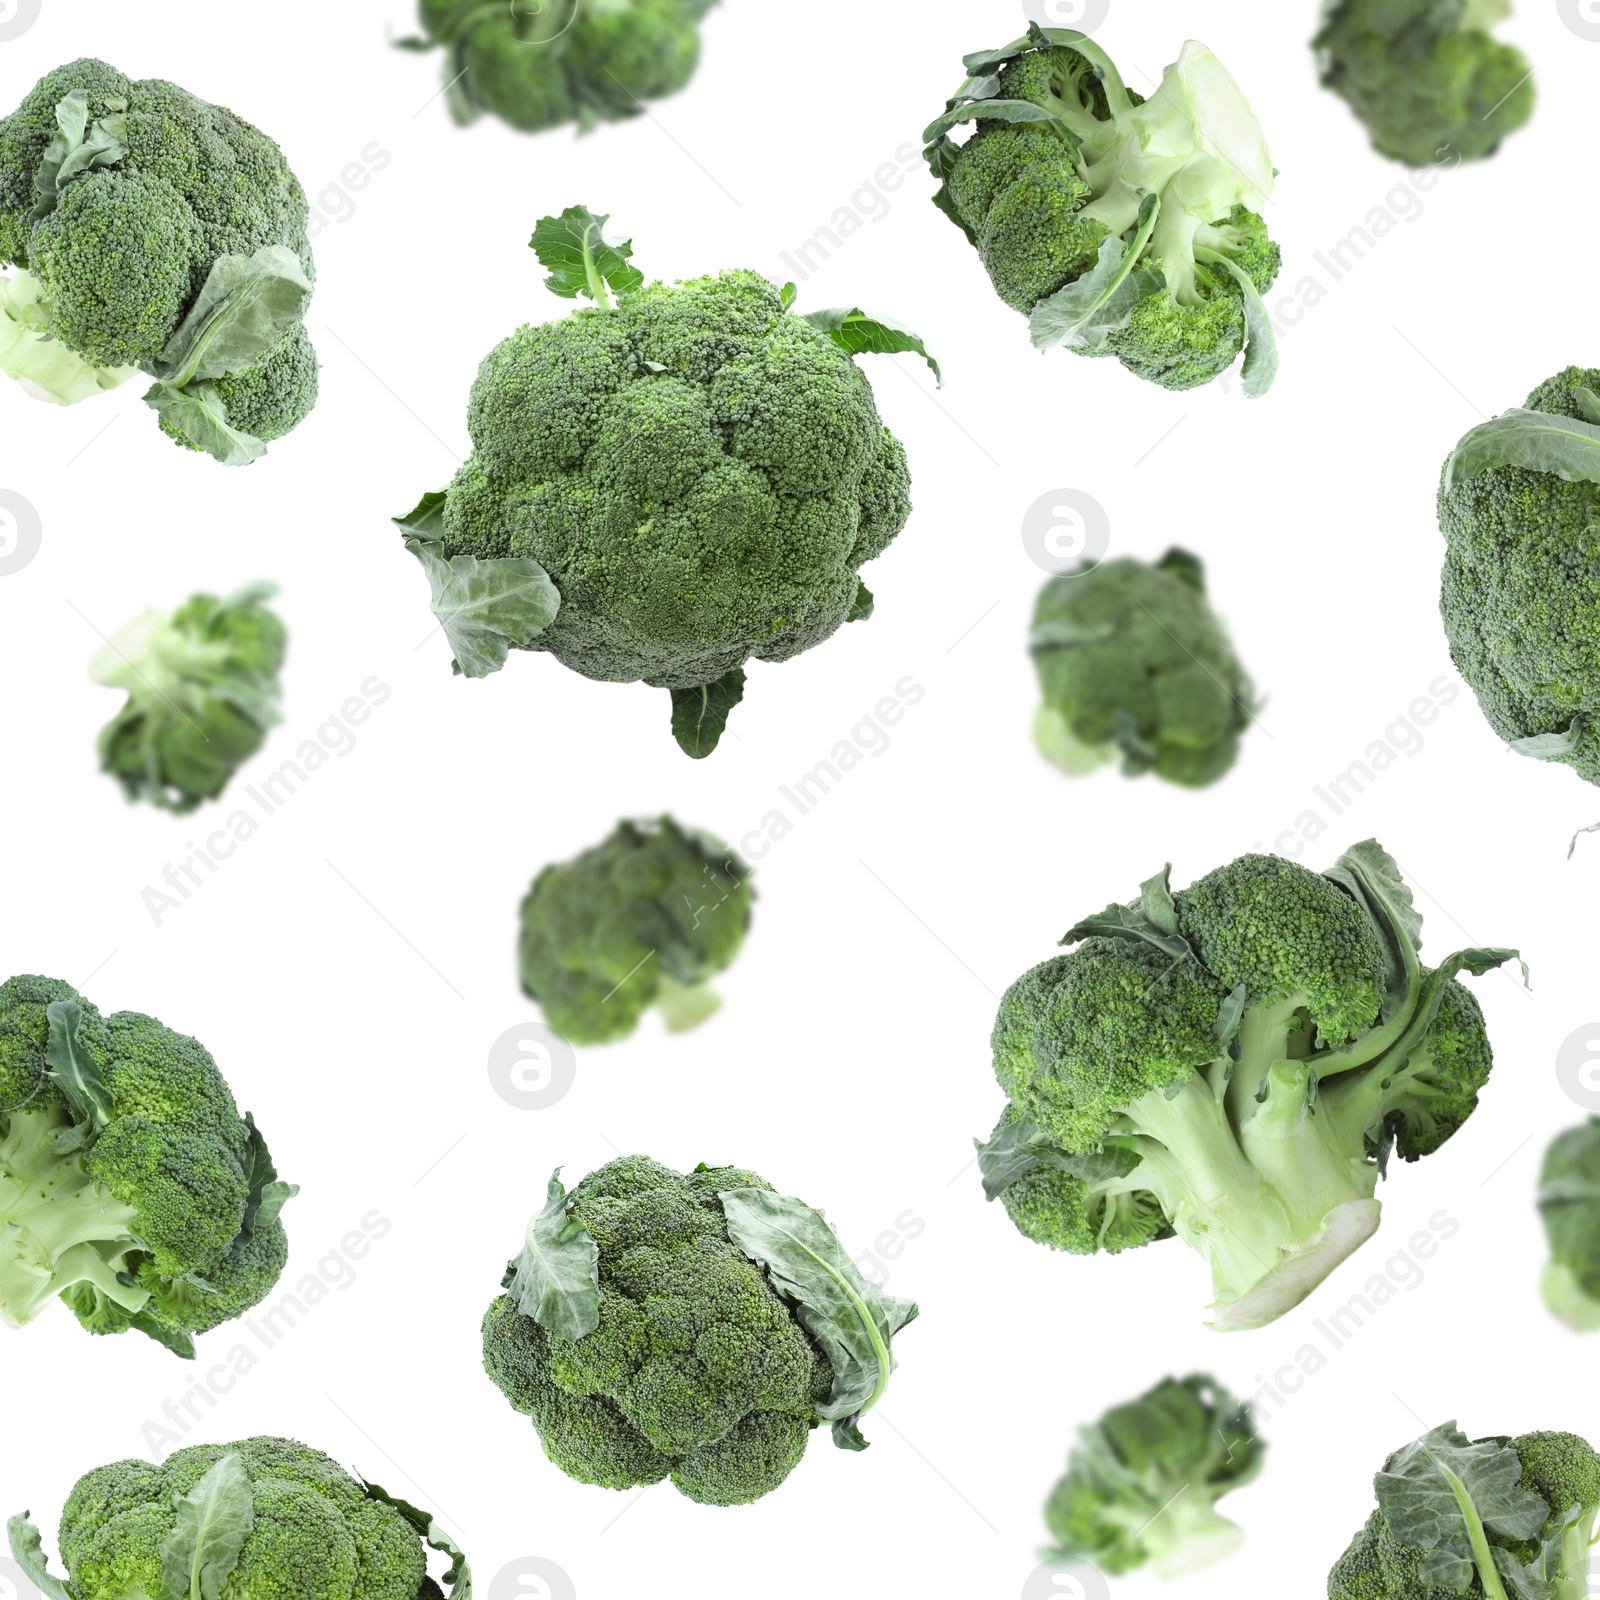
[1315,0,1536,167]
[1538,1118,1600,1332]
[0,59,318,461]
[924,25,1280,395]
[482,1156,916,1505]
[401,0,718,135]
[518,817,754,1045]
[1328,1423,1600,1600]
[1030,548,1256,788]
[1044,1375,1263,1577]
[0,976,296,1358]
[9,1436,469,1600]
[91,582,286,814]
[395,205,931,757]
[976,842,1521,1330]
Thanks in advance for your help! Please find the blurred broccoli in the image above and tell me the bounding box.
[1315,0,1535,166]
[1539,1118,1600,1332]
[1031,548,1256,788]
[0,59,319,463]
[91,582,285,815]
[0,975,295,1359]
[1045,1375,1264,1576]
[518,817,753,1045]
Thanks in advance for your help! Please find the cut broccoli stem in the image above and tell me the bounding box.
[653,975,722,1034]
[1464,0,1513,30]
[1543,1261,1600,1333]
[1140,1488,1246,1578]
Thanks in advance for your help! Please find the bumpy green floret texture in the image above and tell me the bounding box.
[1316,0,1536,166]
[1539,1118,1600,1331]
[440,269,910,690]
[0,975,291,1351]
[51,1437,437,1600]
[1439,367,1600,788]
[481,1156,832,1506]
[1031,549,1256,788]
[518,817,753,1045]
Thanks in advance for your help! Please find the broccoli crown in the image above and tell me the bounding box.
[518,817,753,1045]
[1045,1375,1263,1577]
[0,975,294,1356]
[1328,1424,1600,1600]
[977,842,1519,1330]
[1439,367,1600,791]
[91,582,286,814]
[1030,548,1256,788]
[409,0,717,134]
[1315,0,1536,166]
[1539,1118,1600,1332]
[12,1436,467,1600]
[0,59,318,457]
[924,28,1281,394]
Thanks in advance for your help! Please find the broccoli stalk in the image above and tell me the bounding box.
[1538,1119,1600,1332]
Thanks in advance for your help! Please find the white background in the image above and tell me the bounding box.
[1,1,1596,1597]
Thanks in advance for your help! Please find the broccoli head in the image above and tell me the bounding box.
[976,842,1521,1330]
[1315,0,1536,167]
[401,0,719,135]
[1328,1422,1600,1600]
[394,205,933,757]
[0,59,318,463]
[482,1157,917,1505]
[924,25,1280,395]
[1538,1118,1600,1333]
[518,817,753,1045]
[9,1436,469,1600]
[1045,1374,1263,1577]
[1031,548,1256,788]
[91,582,286,814]
[0,975,295,1358]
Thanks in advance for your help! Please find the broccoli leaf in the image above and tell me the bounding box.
[142,382,268,467]
[44,999,113,1132]
[531,206,644,308]
[357,1480,473,1600]
[6,1513,73,1600]
[1062,864,1194,960]
[124,1309,198,1360]
[669,668,746,759]
[719,1186,918,1451]
[1324,839,1425,1025]
[1196,246,1279,398]
[508,1170,601,1341]
[800,306,943,386]
[975,1109,1141,1201]
[150,246,313,389]
[232,1113,298,1255]
[1030,195,1164,354]
[1443,408,1600,494]
[32,90,128,219]
[161,1452,255,1600]
[847,579,875,623]
[393,489,449,540]
[1510,718,1588,762]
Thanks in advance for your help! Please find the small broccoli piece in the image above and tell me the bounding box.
[924,26,1280,394]
[1539,1119,1600,1332]
[403,0,717,135]
[518,818,753,1045]
[1030,548,1256,788]
[976,842,1520,1329]
[481,1156,916,1504]
[9,1436,469,1600]
[1328,1423,1600,1600]
[0,975,295,1357]
[1044,1375,1263,1576]
[163,323,320,451]
[1316,0,1535,166]
[91,582,286,814]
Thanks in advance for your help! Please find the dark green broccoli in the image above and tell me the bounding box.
[923,26,1280,395]
[394,205,934,757]
[0,59,319,463]
[977,842,1521,1330]
[518,817,753,1045]
[8,1436,469,1600]
[91,582,286,814]
[400,0,718,135]
[1539,1118,1600,1333]
[1031,548,1256,788]
[1315,0,1536,167]
[1328,1423,1600,1600]
[482,1157,917,1505]
[0,975,296,1358]
[1045,1375,1264,1577]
